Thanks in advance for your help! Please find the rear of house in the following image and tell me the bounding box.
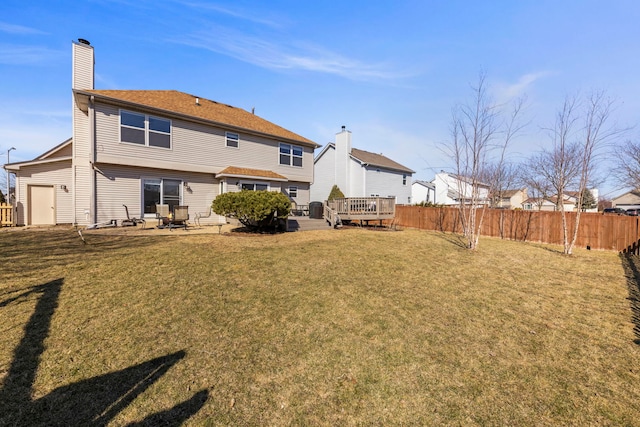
[6,40,318,226]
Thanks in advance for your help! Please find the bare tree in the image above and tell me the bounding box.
[519,155,555,210]
[527,91,624,254]
[446,73,525,250]
[484,162,520,208]
[614,139,640,188]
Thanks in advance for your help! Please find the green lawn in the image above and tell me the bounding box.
[1,227,639,425]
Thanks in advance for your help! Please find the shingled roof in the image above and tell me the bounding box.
[350,147,414,174]
[80,89,317,147]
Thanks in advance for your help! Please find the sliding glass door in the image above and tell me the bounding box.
[143,178,182,216]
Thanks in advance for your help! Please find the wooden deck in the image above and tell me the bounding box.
[324,197,395,227]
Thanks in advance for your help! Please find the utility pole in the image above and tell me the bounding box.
[6,147,15,203]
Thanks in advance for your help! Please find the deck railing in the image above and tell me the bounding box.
[0,203,14,227]
[326,197,396,222]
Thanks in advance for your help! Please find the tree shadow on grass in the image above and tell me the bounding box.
[430,231,470,249]
[0,278,208,426]
[619,253,640,345]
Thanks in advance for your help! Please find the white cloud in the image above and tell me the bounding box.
[493,71,553,101]
[0,44,61,65]
[175,1,284,28]
[173,28,410,81]
[0,22,47,35]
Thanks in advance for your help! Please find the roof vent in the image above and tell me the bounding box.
[78,38,91,45]
[195,97,200,106]
[341,125,346,131]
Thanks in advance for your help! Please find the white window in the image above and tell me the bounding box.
[279,143,303,167]
[121,110,171,149]
[241,182,269,191]
[289,186,298,198]
[226,132,239,148]
[403,174,407,185]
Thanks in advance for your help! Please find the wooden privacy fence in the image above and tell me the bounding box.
[393,206,640,253]
[0,203,14,227]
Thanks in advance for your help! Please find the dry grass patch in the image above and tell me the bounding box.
[0,227,639,425]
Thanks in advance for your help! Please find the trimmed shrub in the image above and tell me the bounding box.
[327,185,345,201]
[212,190,291,232]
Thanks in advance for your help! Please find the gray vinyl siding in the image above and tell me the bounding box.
[72,42,94,90]
[74,164,92,225]
[94,164,225,225]
[73,94,93,225]
[365,167,412,204]
[93,102,314,182]
[310,146,335,202]
[14,160,73,225]
[349,158,364,197]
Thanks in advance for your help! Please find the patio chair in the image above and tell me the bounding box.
[155,203,169,227]
[290,201,302,216]
[194,207,212,227]
[122,204,146,228]
[168,205,189,231]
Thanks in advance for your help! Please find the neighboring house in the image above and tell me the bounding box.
[432,172,490,206]
[310,126,414,204]
[5,40,318,227]
[612,189,640,210]
[492,188,528,209]
[522,189,598,212]
[411,180,436,204]
[522,197,567,211]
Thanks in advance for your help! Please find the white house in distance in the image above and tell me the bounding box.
[310,126,414,204]
[411,180,435,204]
[430,172,490,206]
[522,189,599,212]
[4,39,318,227]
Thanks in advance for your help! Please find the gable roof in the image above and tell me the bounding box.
[501,189,525,198]
[350,147,414,174]
[413,180,435,190]
[612,189,640,204]
[76,89,318,148]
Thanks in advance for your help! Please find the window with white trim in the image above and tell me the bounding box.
[226,132,239,148]
[403,174,407,185]
[142,178,182,216]
[120,110,171,149]
[241,182,269,191]
[288,186,298,198]
[279,143,303,167]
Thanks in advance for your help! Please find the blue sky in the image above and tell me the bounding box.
[1,0,639,197]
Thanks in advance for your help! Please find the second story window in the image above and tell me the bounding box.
[279,143,303,167]
[403,174,407,185]
[120,110,171,149]
[226,132,239,148]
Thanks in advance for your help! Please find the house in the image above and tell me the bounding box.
[522,189,598,212]
[310,126,414,204]
[432,172,490,206]
[492,188,527,209]
[612,190,640,210]
[411,180,436,204]
[4,39,318,227]
[522,196,568,211]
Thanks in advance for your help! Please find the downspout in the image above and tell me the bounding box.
[89,95,96,224]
